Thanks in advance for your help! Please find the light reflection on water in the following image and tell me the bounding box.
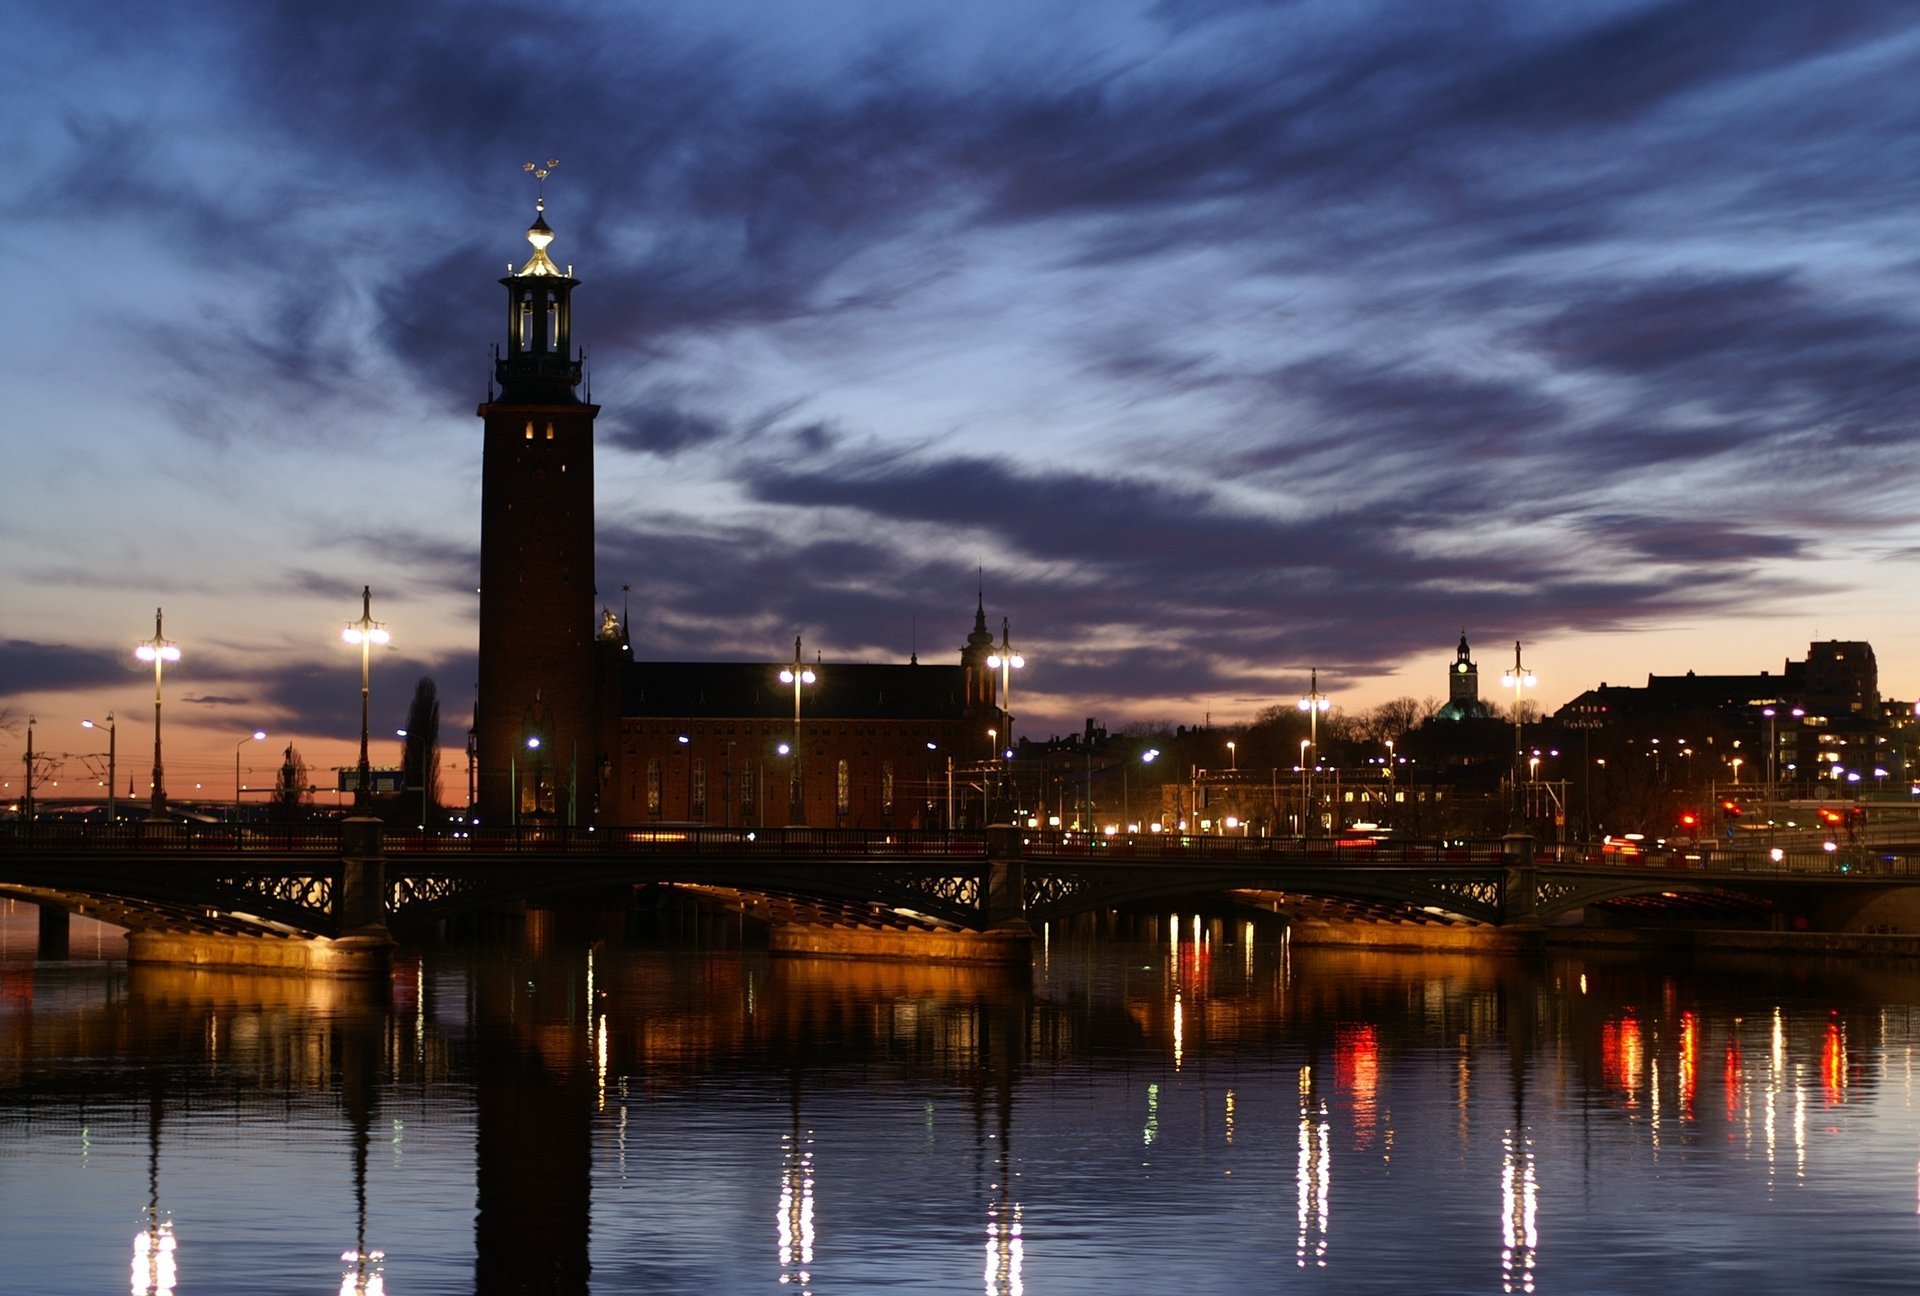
[9,901,1920,1291]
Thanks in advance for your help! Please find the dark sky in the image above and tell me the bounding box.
[6,0,1919,786]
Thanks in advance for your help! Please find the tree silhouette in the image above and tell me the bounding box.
[398,678,441,825]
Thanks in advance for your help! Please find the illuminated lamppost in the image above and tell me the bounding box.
[1227,740,1237,772]
[233,730,266,822]
[1298,738,1310,836]
[135,608,181,820]
[987,619,1025,818]
[1500,642,1536,825]
[1298,669,1330,836]
[1120,746,1159,832]
[83,714,116,824]
[778,636,816,825]
[341,586,390,812]
[511,735,540,828]
[1761,705,1803,848]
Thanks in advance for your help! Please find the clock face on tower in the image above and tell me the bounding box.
[1457,663,1469,674]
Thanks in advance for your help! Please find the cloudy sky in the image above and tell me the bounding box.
[5,0,1919,800]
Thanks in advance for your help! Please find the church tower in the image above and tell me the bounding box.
[1448,631,1479,711]
[476,192,599,824]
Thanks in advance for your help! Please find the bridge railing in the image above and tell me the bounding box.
[0,822,340,852]
[383,825,993,858]
[1015,832,1513,864]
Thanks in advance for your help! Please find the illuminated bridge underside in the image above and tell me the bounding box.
[1021,864,1508,926]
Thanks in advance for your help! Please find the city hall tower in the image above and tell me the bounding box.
[476,194,599,824]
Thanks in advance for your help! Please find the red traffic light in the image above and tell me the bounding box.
[1818,807,1843,825]
[1721,799,1743,817]
[1678,811,1699,828]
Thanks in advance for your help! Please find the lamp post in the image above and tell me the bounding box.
[1297,669,1330,835]
[1227,740,1237,772]
[1500,641,1536,825]
[83,715,116,824]
[1120,747,1159,832]
[778,636,817,825]
[987,620,1025,818]
[511,736,540,828]
[341,586,390,813]
[234,730,266,822]
[1298,738,1310,836]
[134,608,181,820]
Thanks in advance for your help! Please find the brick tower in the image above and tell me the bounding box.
[475,194,599,825]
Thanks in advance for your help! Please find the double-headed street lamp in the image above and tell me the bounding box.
[82,714,116,824]
[134,609,181,820]
[234,730,266,821]
[1298,669,1330,835]
[1501,641,1537,824]
[986,620,1025,815]
[779,636,816,825]
[342,587,390,813]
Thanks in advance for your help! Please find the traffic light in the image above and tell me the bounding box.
[1678,810,1699,832]
[1721,799,1743,819]
[1818,807,1843,826]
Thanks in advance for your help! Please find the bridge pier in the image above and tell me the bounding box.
[1501,831,1543,930]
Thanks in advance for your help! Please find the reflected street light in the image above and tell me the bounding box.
[83,714,116,824]
[341,586,390,813]
[1500,642,1536,825]
[134,608,181,820]
[234,730,266,822]
[778,636,816,825]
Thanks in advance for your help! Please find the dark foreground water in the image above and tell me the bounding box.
[7,900,1920,1294]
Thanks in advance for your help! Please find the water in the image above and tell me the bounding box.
[7,899,1920,1294]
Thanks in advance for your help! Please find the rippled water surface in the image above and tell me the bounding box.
[8,901,1920,1294]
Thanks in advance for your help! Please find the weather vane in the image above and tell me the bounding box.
[523,157,559,200]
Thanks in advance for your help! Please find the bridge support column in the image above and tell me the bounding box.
[339,817,391,934]
[984,825,1031,934]
[37,904,69,960]
[1501,831,1542,929]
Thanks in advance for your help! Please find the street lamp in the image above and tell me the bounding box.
[1298,669,1330,835]
[234,730,266,821]
[778,636,816,825]
[1227,740,1237,771]
[986,619,1025,816]
[134,608,181,820]
[1120,747,1160,832]
[512,735,540,827]
[1298,737,1310,836]
[1500,642,1536,824]
[83,715,116,825]
[341,586,390,813]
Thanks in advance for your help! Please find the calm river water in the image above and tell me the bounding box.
[6,898,1920,1294]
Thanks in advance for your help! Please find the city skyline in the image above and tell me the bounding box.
[5,1,1919,793]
